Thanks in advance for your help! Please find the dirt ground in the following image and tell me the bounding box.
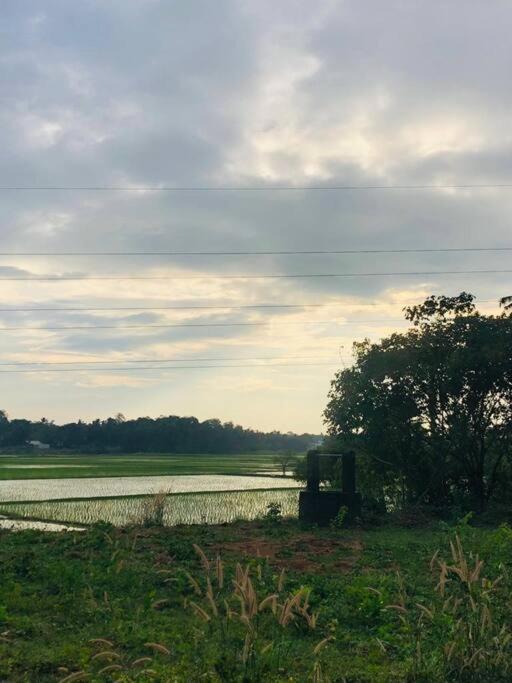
[214,532,363,573]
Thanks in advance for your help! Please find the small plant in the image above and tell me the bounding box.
[140,490,169,527]
[330,506,348,530]
[57,638,170,682]
[263,502,283,524]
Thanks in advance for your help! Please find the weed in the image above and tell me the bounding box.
[329,506,348,530]
[263,501,283,525]
[139,490,169,527]
[182,545,321,680]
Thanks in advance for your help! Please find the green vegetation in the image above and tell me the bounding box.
[0,453,281,480]
[324,293,512,514]
[1,519,512,682]
[0,489,299,527]
[0,412,317,454]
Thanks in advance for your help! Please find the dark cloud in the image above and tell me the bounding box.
[0,0,510,429]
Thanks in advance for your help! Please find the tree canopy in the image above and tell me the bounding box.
[0,413,317,455]
[324,293,512,512]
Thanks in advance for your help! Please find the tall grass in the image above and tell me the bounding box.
[55,533,512,681]
[182,545,332,681]
[139,489,169,527]
[384,534,512,682]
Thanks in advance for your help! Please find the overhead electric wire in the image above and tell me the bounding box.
[0,318,405,332]
[0,354,343,367]
[0,303,330,312]
[0,361,341,374]
[0,298,498,313]
[0,247,511,256]
[2,183,512,191]
[1,268,512,282]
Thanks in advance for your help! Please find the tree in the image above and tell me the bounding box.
[500,295,512,312]
[0,411,318,455]
[324,294,512,512]
[273,451,297,476]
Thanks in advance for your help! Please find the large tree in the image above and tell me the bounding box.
[324,293,512,512]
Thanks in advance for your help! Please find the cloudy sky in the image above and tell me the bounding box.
[0,1,511,432]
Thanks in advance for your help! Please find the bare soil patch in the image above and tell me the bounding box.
[214,532,363,573]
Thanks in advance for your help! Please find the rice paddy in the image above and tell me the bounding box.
[0,473,299,503]
[0,454,302,528]
[0,453,282,480]
[0,489,300,527]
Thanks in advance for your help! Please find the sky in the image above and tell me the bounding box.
[0,0,511,433]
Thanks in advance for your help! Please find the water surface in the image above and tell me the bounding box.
[0,474,300,502]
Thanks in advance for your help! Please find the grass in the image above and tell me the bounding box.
[0,453,282,480]
[1,518,512,682]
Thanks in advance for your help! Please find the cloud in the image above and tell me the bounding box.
[0,0,510,430]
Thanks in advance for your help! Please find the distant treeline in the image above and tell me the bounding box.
[0,411,318,454]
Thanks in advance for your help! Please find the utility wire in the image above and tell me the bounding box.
[2,184,512,191]
[0,247,511,256]
[0,304,330,312]
[0,299,498,313]
[0,319,405,331]
[1,269,512,281]
[0,354,344,367]
[0,361,341,374]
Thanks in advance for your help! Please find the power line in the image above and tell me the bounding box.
[0,299,498,313]
[0,361,341,374]
[0,304,329,312]
[0,247,511,256]
[2,183,512,191]
[0,354,344,367]
[0,269,511,281]
[0,298,499,313]
[0,319,405,331]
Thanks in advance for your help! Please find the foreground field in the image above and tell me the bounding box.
[1,519,511,682]
[0,453,281,480]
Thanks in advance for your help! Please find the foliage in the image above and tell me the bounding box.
[325,293,512,513]
[329,506,348,530]
[0,412,317,454]
[263,502,283,525]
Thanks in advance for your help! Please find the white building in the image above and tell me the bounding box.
[27,440,50,450]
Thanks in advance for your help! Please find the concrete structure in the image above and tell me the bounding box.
[299,451,362,526]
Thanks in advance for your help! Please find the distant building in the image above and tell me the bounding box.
[27,440,50,450]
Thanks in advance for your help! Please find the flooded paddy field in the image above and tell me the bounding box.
[0,454,301,529]
[0,489,300,527]
[0,473,299,503]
